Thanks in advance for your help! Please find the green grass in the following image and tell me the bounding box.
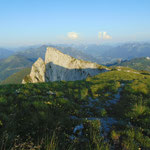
[115,57,150,71]
[0,69,150,149]
[0,55,34,81]
[0,68,31,85]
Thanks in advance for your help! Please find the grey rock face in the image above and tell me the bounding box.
[22,57,45,83]
[23,47,109,83]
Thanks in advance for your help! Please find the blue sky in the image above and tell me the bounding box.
[0,0,150,46]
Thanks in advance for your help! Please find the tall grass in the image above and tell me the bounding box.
[45,131,58,150]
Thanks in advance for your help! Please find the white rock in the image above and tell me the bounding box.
[22,57,45,83]
[23,47,109,83]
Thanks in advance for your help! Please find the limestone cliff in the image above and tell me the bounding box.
[22,47,109,83]
[22,57,45,83]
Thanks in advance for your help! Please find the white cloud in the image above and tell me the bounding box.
[98,32,112,40]
[103,32,112,39]
[67,32,79,39]
[98,32,102,39]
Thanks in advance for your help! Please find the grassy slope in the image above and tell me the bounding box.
[115,57,150,71]
[0,55,34,81]
[0,69,150,149]
[0,68,31,84]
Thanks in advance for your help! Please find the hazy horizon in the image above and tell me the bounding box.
[1,40,150,50]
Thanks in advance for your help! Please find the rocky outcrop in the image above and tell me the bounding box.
[22,58,45,83]
[22,47,109,83]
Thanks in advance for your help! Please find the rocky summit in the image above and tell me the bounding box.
[22,47,109,83]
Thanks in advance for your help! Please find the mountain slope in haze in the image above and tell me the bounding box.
[17,45,101,64]
[75,44,113,56]
[0,55,34,81]
[104,43,150,59]
[76,43,150,64]
[0,48,14,59]
[110,57,150,72]
[0,68,31,84]
[16,42,150,64]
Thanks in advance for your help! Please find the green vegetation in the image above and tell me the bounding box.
[0,55,34,81]
[0,69,150,149]
[115,57,150,72]
[0,68,31,85]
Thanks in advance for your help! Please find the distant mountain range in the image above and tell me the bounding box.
[103,43,150,59]
[1,42,150,83]
[75,42,150,63]
[15,45,101,63]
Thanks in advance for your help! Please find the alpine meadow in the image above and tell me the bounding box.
[0,0,150,150]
